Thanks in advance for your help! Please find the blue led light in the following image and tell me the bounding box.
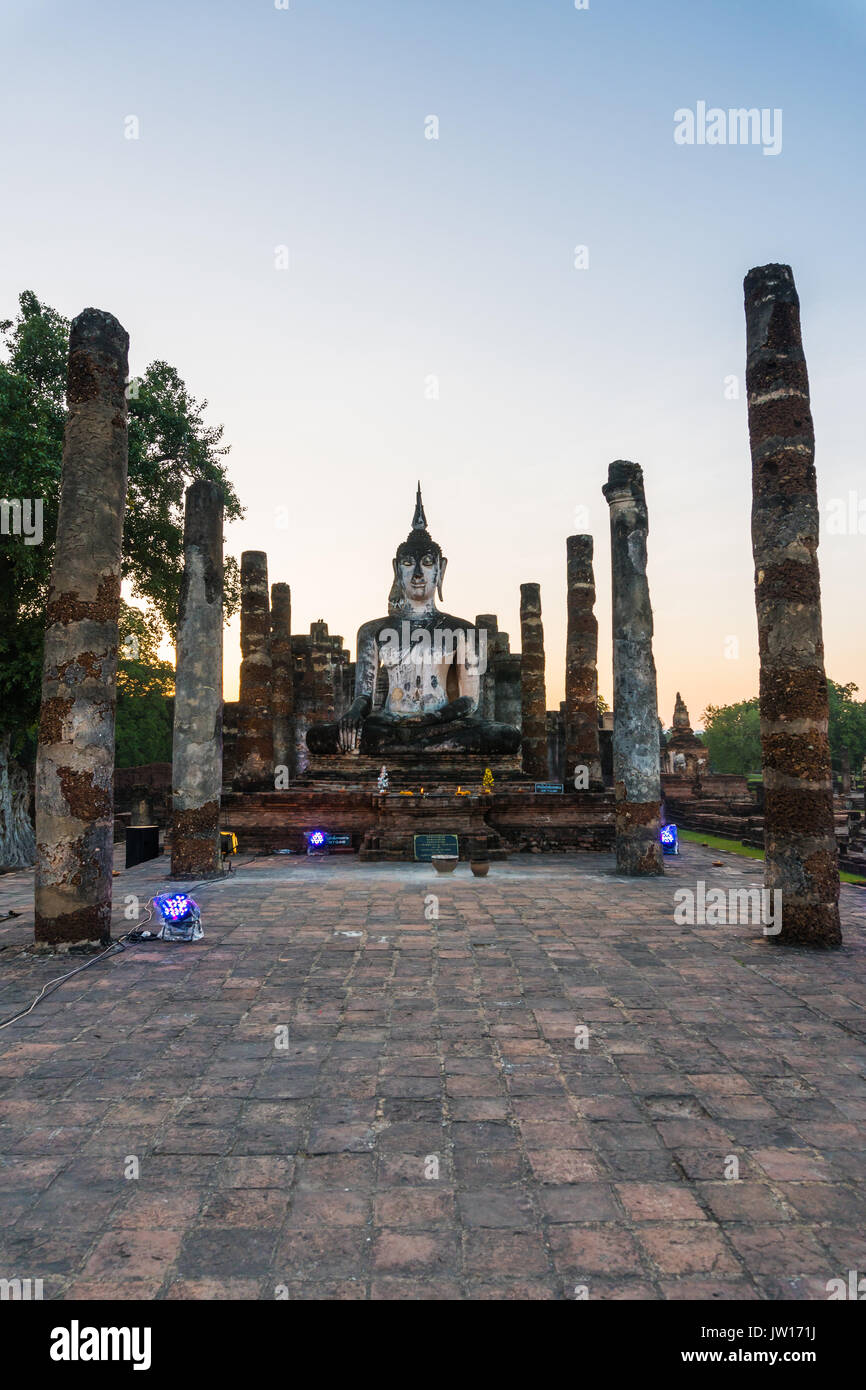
[308,830,326,847]
[660,824,678,855]
[154,892,203,941]
[156,892,197,922]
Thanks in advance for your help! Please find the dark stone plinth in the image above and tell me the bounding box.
[219,784,615,859]
[304,750,523,787]
[359,794,508,862]
[487,788,615,853]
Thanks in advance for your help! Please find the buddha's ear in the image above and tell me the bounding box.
[387,557,402,613]
[437,555,448,601]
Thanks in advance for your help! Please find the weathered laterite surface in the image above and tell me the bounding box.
[565,535,602,789]
[745,263,841,948]
[35,308,129,945]
[171,480,224,879]
[171,802,222,878]
[270,582,295,779]
[519,583,547,780]
[234,551,275,791]
[602,461,663,876]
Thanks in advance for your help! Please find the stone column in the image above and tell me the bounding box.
[840,747,851,798]
[745,262,841,947]
[565,535,602,789]
[35,309,129,944]
[519,583,547,780]
[602,461,663,875]
[475,613,498,723]
[171,480,224,878]
[271,583,294,781]
[234,551,275,790]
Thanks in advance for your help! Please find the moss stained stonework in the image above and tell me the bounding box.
[171,479,224,878]
[602,461,663,876]
[519,583,547,780]
[745,263,841,947]
[564,535,602,789]
[270,582,294,779]
[35,308,129,944]
[234,550,275,791]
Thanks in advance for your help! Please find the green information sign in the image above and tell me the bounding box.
[413,833,459,862]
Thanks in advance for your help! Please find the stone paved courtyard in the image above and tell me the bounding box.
[1,843,864,1301]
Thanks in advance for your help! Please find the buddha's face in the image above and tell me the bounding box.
[397,547,440,605]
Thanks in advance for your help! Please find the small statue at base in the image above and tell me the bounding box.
[377,765,389,794]
[307,486,521,758]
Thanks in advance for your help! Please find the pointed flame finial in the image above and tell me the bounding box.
[412,481,427,530]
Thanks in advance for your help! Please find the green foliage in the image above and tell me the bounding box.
[703,682,866,778]
[115,687,174,768]
[0,290,243,749]
[827,681,866,774]
[701,698,762,775]
[115,602,174,768]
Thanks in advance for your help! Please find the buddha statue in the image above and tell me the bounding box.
[307,486,521,756]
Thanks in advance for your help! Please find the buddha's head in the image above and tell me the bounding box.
[389,484,447,611]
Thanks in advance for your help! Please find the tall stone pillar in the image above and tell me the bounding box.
[271,582,294,780]
[745,263,841,947]
[234,551,274,790]
[519,583,547,780]
[475,614,498,723]
[840,747,851,797]
[564,535,602,789]
[171,480,224,878]
[602,461,663,875]
[35,309,129,944]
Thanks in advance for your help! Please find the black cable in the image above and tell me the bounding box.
[0,849,259,1031]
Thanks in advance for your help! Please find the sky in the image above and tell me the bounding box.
[3,0,865,726]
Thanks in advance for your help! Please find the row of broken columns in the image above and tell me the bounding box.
[32,262,842,948]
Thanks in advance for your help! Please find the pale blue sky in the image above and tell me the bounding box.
[3,0,864,720]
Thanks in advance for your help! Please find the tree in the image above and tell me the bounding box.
[827,681,866,776]
[701,698,762,775]
[703,683,866,780]
[0,291,243,866]
[116,603,175,768]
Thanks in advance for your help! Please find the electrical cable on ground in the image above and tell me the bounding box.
[0,851,263,1033]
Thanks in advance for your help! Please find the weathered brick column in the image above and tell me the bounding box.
[745,263,841,947]
[475,613,498,722]
[234,551,275,790]
[35,309,129,944]
[271,582,294,779]
[565,535,602,789]
[519,583,547,780]
[602,461,663,875]
[171,480,224,878]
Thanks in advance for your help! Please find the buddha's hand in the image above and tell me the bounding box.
[336,696,372,752]
[337,716,361,752]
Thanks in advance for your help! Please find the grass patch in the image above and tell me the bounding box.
[679,828,866,885]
